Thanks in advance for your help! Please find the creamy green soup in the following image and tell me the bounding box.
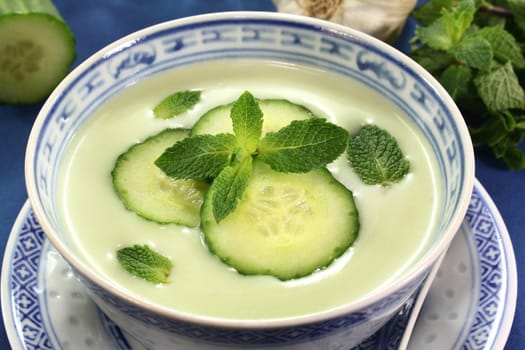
[57,60,441,320]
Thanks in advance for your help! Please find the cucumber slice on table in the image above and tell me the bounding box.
[0,0,76,104]
[201,161,359,281]
[112,129,209,227]
[192,98,316,135]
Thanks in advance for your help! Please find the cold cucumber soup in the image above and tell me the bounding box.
[56,59,442,320]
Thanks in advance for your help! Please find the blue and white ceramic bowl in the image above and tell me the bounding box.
[25,12,475,350]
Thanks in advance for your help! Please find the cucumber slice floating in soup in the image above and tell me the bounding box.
[112,129,209,227]
[201,161,359,281]
[0,0,76,104]
[191,98,316,135]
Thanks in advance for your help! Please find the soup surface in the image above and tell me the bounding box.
[57,59,441,320]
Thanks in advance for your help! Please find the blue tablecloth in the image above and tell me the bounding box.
[0,1,523,349]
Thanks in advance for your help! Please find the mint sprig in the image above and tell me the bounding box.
[155,133,237,180]
[153,90,201,119]
[474,61,525,111]
[116,245,173,284]
[212,156,253,222]
[347,124,410,186]
[155,91,349,222]
[231,91,263,152]
[410,0,525,169]
[258,118,350,173]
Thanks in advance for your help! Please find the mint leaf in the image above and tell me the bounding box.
[155,133,237,180]
[258,118,349,173]
[439,64,473,99]
[451,34,493,71]
[211,156,253,222]
[477,26,525,69]
[415,0,475,50]
[347,124,410,186]
[508,0,525,35]
[415,21,454,51]
[230,91,263,153]
[153,90,201,119]
[409,46,455,73]
[117,245,173,284]
[412,0,455,26]
[470,112,511,146]
[474,62,525,111]
[502,146,525,169]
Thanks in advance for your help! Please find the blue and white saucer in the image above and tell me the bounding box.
[1,180,517,350]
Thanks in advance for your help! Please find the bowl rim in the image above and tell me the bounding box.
[25,10,475,329]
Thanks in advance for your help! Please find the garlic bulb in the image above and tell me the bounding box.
[273,0,417,43]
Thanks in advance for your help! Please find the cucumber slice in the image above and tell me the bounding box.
[192,98,316,136]
[201,161,359,281]
[0,1,76,104]
[112,129,209,227]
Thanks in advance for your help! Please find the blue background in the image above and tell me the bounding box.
[0,1,523,349]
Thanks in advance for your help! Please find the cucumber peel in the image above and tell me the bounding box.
[112,129,209,227]
[191,98,316,136]
[0,1,76,104]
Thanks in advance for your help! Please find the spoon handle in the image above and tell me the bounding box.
[397,251,447,350]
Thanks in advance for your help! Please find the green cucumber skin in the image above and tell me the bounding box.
[191,98,316,136]
[112,128,209,227]
[0,0,75,105]
[0,0,62,18]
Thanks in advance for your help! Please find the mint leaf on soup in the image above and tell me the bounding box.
[155,133,237,180]
[258,118,349,173]
[212,156,253,222]
[153,90,201,119]
[474,62,525,112]
[117,245,173,284]
[230,91,263,153]
[347,124,410,186]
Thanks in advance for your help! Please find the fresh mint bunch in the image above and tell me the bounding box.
[410,0,525,169]
[116,245,173,284]
[155,91,349,222]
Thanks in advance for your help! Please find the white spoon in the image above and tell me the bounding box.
[397,251,447,350]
